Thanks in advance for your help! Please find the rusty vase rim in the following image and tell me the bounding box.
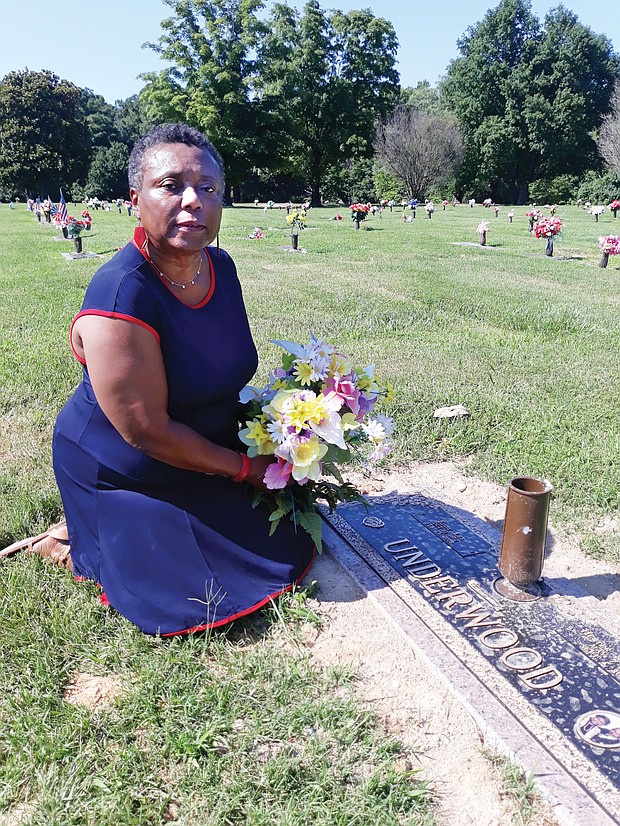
[508,476,553,495]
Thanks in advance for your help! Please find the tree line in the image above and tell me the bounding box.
[1,0,619,206]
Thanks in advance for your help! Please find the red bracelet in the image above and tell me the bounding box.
[231,453,252,483]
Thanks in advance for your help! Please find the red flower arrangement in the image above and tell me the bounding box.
[533,217,562,238]
[350,203,370,226]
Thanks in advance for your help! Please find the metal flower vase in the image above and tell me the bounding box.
[498,477,553,587]
[73,236,83,253]
[599,252,609,268]
[291,232,299,250]
[545,236,554,256]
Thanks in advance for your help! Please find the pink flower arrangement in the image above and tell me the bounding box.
[525,209,543,220]
[599,236,620,255]
[534,217,562,238]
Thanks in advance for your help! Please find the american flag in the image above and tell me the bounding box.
[57,190,69,226]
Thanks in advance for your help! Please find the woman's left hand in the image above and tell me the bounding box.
[246,455,276,491]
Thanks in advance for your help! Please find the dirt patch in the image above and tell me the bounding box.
[63,672,123,710]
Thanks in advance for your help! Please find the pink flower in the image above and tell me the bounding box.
[325,376,360,414]
[263,459,293,489]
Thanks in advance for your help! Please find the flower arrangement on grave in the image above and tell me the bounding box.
[507,209,515,223]
[608,200,620,218]
[66,216,87,238]
[477,220,490,246]
[534,216,562,256]
[81,209,92,229]
[549,205,557,216]
[350,202,370,228]
[65,215,88,252]
[287,210,306,233]
[598,235,620,268]
[238,334,394,549]
[425,201,435,218]
[483,198,492,208]
[286,209,306,249]
[590,205,605,222]
[442,199,449,210]
[247,227,264,239]
[525,209,542,231]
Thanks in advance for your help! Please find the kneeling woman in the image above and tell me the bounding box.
[49,124,314,635]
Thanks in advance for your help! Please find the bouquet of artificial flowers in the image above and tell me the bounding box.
[534,216,562,238]
[350,203,370,223]
[238,335,394,549]
[287,209,306,233]
[599,235,620,255]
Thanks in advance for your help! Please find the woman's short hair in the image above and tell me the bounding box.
[128,123,225,191]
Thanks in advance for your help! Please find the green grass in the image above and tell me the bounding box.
[0,199,618,821]
[2,201,620,551]
[0,559,432,824]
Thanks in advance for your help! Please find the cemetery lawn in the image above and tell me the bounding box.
[2,202,619,557]
[0,201,617,822]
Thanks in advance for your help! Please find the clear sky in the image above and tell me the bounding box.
[1,0,618,104]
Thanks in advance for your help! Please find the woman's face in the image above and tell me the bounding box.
[130,142,223,256]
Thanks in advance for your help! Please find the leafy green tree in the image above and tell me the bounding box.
[528,174,579,204]
[257,1,399,205]
[577,169,620,203]
[373,168,403,202]
[400,81,443,113]
[85,142,130,199]
[80,89,119,149]
[0,69,90,198]
[141,0,266,202]
[442,0,619,203]
[322,157,376,204]
[113,94,155,148]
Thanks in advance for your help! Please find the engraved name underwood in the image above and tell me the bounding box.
[383,537,563,691]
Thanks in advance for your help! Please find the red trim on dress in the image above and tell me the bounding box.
[132,226,216,309]
[70,310,161,364]
[160,549,317,637]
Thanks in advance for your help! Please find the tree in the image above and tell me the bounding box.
[85,142,130,198]
[374,106,464,200]
[80,89,119,149]
[441,0,619,202]
[141,0,266,202]
[257,1,399,205]
[400,81,443,113]
[113,94,155,148]
[599,80,620,177]
[0,69,90,198]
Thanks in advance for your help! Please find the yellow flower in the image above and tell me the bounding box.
[238,419,275,455]
[356,373,374,392]
[285,395,326,431]
[289,437,328,481]
[293,361,314,386]
[330,353,352,377]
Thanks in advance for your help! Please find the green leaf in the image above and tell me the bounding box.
[296,510,324,552]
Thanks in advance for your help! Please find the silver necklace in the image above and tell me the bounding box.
[153,253,204,289]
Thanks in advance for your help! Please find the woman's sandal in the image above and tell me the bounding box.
[0,520,73,570]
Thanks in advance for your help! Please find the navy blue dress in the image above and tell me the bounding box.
[53,228,315,636]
